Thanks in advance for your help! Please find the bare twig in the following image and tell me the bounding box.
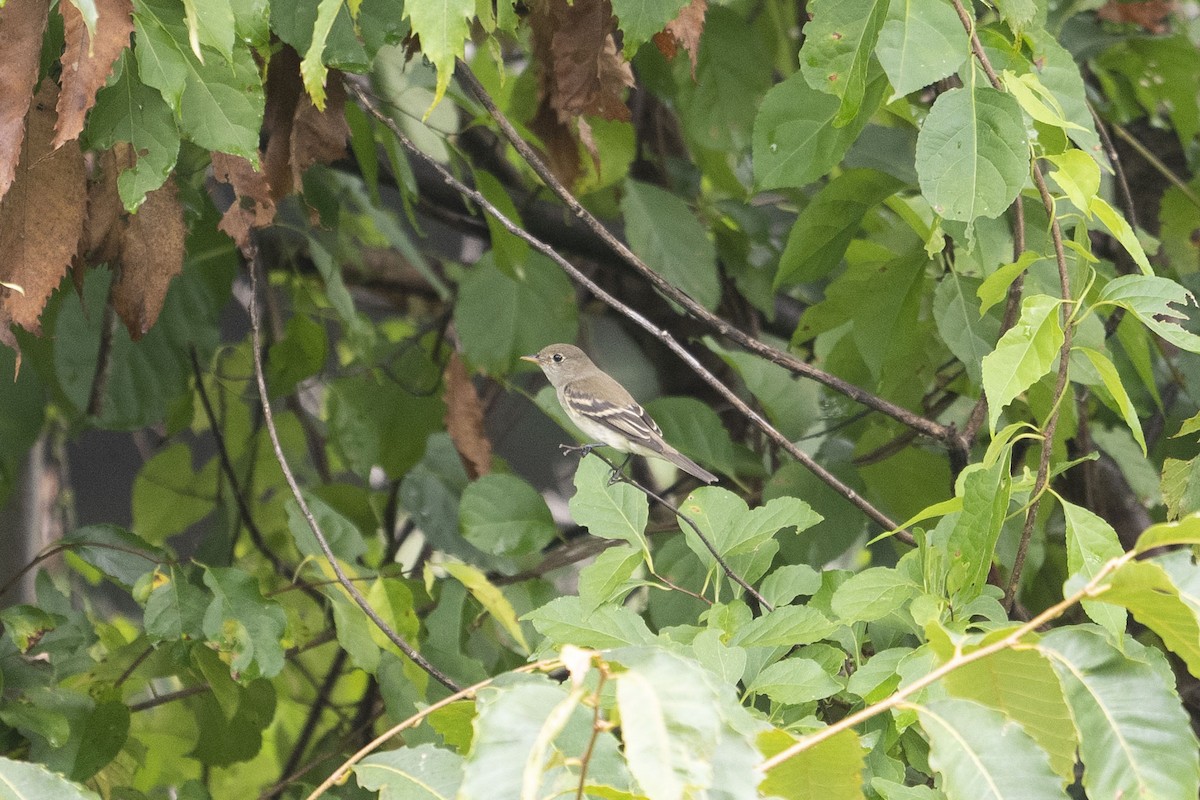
[348,79,910,542]
[1109,120,1200,210]
[451,61,958,452]
[274,649,350,794]
[574,666,610,800]
[86,301,119,418]
[245,247,461,693]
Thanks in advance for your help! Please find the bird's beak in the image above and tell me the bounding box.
[519,355,539,364]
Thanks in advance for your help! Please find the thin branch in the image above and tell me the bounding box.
[450,62,958,452]
[191,345,306,586]
[244,246,462,693]
[305,658,563,800]
[1005,167,1075,610]
[758,548,1134,772]
[348,79,909,542]
[86,301,119,418]
[128,684,211,712]
[567,447,773,611]
[275,649,349,793]
[1109,120,1200,210]
[574,667,610,800]
[1088,103,1138,230]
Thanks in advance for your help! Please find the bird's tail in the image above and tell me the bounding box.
[661,447,718,484]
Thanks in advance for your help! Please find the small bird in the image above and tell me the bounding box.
[521,344,719,484]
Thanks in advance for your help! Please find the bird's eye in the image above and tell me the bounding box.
[552,353,564,363]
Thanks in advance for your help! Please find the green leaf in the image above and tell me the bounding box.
[86,51,181,210]
[678,488,822,577]
[691,629,748,686]
[621,179,720,310]
[1059,497,1126,638]
[525,596,655,650]
[132,0,263,162]
[267,312,328,397]
[918,697,1063,800]
[747,658,842,705]
[326,373,444,479]
[284,490,368,562]
[181,0,234,61]
[68,700,130,781]
[1074,347,1146,454]
[933,272,1000,385]
[613,647,743,800]
[1025,30,1101,155]
[992,0,1037,33]
[201,566,287,679]
[460,473,556,559]
[473,169,529,274]
[1088,558,1200,675]
[1135,513,1200,553]
[1045,149,1101,215]
[444,561,530,652]
[800,0,889,125]
[62,524,164,587]
[0,605,62,653]
[66,0,99,40]
[875,0,966,98]
[758,727,865,800]
[569,455,652,561]
[831,566,919,624]
[915,86,1027,221]
[753,68,885,189]
[1038,628,1200,800]
[1090,197,1153,276]
[402,0,473,113]
[941,647,1077,782]
[132,443,215,545]
[271,0,367,69]
[729,605,836,649]
[940,448,1012,602]
[578,546,643,614]
[981,294,1064,432]
[0,756,100,800]
[144,565,207,642]
[760,564,822,608]
[355,744,464,799]
[644,397,737,478]
[300,0,342,109]
[611,0,689,55]
[1162,458,1200,521]
[977,252,1043,316]
[454,252,579,374]
[1096,275,1200,353]
[775,169,905,287]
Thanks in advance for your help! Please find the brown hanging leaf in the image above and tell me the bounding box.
[290,73,349,190]
[212,152,276,251]
[111,178,185,338]
[0,80,87,333]
[55,0,134,148]
[0,0,50,202]
[546,0,633,121]
[262,45,303,201]
[1096,0,1173,33]
[83,148,125,266]
[444,351,492,480]
[659,0,707,77]
[528,0,633,186]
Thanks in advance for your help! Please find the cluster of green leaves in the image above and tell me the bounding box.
[2,0,1200,798]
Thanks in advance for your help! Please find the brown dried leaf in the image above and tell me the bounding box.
[545,0,633,121]
[111,178,184,338]
[663,0,706,77]
[444,351,492,480]
[83,147,125,265]
[0,0,50,201]
[290,73,349,191]
[212,152,276,251]
[528,101,581,187]
[263,45,303,201]
[55,0,134,148]
[1096,0,1174,32]
[0,80,87,333]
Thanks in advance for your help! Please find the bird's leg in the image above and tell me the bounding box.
[607,454,632,486]
[559,443,606,458]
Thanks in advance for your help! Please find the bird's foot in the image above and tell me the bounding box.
[606,454,633,486]
[559,443,604,458]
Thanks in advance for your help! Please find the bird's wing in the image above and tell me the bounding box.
[562,379,667,455]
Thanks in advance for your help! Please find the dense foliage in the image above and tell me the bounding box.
[1,0,1199,797]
